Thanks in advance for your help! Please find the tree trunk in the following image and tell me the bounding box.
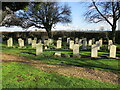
[46,26,52,39]
[111,24,116,44]
[47,30,52,38]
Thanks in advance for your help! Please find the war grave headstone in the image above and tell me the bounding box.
[28,38,32,44]
[110,45,116,58]
[91,44,98,58]
[57,40,62,49]
[88,39,92,46]
[82,38,87,49]
[32,40,36,48]
[75,38,79,44]
[69,40,74,49]
[73,44,80,58]
[78,39,82,46]
[67,38,70,44]
[44,40,49,49]
[7,38,13,47]
[108,40,113,50]
[92,38,95,44]
[36,43,43,55]
[18,39,25,48]
[95,41,100,50]
[99,39,103,46]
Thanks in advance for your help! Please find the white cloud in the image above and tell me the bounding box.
[0,26,24,32]
[52,24,82,31]
[89,6,95,10]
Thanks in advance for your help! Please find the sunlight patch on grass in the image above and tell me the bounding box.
[2,62,118,88]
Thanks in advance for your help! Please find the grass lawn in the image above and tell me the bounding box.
[1,42,120,88]
[1,43,120,74]
[2,62,118,88]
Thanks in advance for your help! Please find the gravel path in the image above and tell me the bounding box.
[1,53,118,84]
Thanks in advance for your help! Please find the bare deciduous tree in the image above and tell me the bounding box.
[19,2,72,38]
[85,0,120,43]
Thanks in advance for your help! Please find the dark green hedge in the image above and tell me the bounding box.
[1,31,120,44]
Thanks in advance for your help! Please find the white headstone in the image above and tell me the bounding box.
[18,38,24,48]
[67,38,70,44]
[99,39,103,46]
[92,38,95,44]
[95,41,100,50]
[110,45,116,58]
[91,44,98,57]
[44,40,48,46]
[28,38,32,44]
[57,40,62,49]
[34,37,37,41]
[73,44,79,55]
[38,39,42,43]
[32,40,36,48]
[7,38,13,47]
[88,40,92,46]
[36,43,43,55]
[19,40,24,48]
[18,38,22,44]
[78,39,82,45]
[108,40,113,50]
[82,38,87,49]
[108,40,113,46]
[21,40,24,47]
[69,40,74,49]
[75,38,79,44]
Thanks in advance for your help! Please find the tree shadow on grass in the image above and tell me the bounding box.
[55,57,119,74]
[45,49,72,52]
[99,54,109,58]
[65,61,119,74]
[21,52,36,56]
[81,55,91,58]
[19,48,35,50]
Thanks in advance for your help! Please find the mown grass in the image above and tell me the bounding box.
[2,62,118,88]
[1,43,120,74]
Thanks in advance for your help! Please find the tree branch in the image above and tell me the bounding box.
[92,0,113,26]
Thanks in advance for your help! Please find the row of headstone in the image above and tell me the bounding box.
[6,37,117,58]
[34,38,116,58]
[7,37,112,49]
[91,44,116,58]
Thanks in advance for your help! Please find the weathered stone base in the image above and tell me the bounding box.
[54,52,61,57]
[73,54,81,58]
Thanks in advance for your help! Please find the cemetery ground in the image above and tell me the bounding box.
[1,42,120,88]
